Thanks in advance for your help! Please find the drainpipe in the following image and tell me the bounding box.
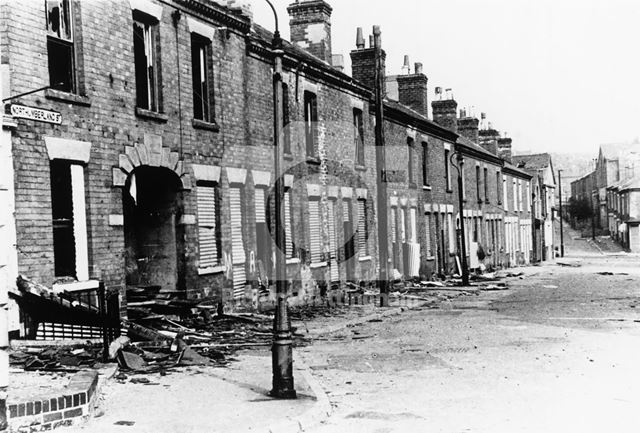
[265,0,296,400]
[373,25,390,307]
[450,151,469,286]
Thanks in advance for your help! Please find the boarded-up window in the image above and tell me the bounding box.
[308,200,322,263]
[409,208,417,243]
[448,212,455,254]
[390,206,397,243]
[133,13,159,111]
[357,199,369,257]
[425,213,433,257]
[327,200,339,281]
[399,208,407,243]
[196,184,220,268]
[46,0,75,93]
[50,160,88,280]
[284,190,294,258]
[229,187,245,299]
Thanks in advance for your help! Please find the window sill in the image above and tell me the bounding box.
[306,157,321,165]
[45,89,91,107]
[286,258,300,265]
[408,182,418,189]
[198,265,224,276]
[192,118,220,132]
[354,164,367,172]
[309,261,327,269]
[358,256,372,262]
[52,280,99,293]
[422,185,432,191]
[446,189,453,194]
[135,107,168,123]
[425,256,435,261]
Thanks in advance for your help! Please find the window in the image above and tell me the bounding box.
[407,138,414,185]
[284,190,294,258]
[191,34,213,122]
[445,149,451,191]
[476,165,481,203]
[357,199,369,257]
[196,183,221,268]
[50,160,88,280]
[422,142,429,186]
[503,175,508,211]
[409,208,417,243]
[133,13,160,111]
[308,199,322,263]
[353,108,364,165]
[304,91,318,157]
[513,179,517,211]
[461,160,466,200]
[424,213,433,257]
[447,212,455,253]
[283,84,291,154]
[46,0,75,93]
[484,167,489,202]
[496,171,502,204]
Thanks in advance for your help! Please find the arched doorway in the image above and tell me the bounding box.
[123,166,184,293]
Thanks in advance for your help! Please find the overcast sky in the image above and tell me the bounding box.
[252,0,640,155]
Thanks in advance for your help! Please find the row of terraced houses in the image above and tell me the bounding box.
[0,0,556,336]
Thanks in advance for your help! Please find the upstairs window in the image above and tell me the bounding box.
[407,137,415,185]
[476,165,481,202]
[46,0,75,93]
[133,13,160,111]
[283,84,291,154]
[422,142,429,187]
[484,167,489,202]
[444,149,451,191]
[353,108,364,165]
[496,171,502,204]
[191,34,214,122]
[304,91,318,157]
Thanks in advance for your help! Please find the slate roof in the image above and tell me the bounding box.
[512,153,552,171]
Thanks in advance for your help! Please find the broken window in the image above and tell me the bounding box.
[46,0,75,93]
[196,182,221,269]
[357,199,369,257]
[133,13,159,111]
[353,108,364,166]
[304,91,318,158]
[191,34,213,122]
[50,160,88,280]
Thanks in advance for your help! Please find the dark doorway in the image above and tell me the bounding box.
[123,166,183,293]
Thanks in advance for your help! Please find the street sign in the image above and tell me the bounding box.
[9,104,61,124]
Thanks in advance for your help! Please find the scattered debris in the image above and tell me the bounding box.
[557,260,582,268]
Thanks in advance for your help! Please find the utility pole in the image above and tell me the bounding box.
[373,25,389,307]
[266,0,296,399]
[558,170,565,257]
[531,182,537,263]
[591,192,596,241]
[0,42,9,430]
[451,151,469,285]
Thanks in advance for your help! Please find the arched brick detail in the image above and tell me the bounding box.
[112,134,191,190]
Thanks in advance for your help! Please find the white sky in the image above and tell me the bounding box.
[251,0,640,155]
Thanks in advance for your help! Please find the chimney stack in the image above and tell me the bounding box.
[457,112,479,143]
[478,126,500,156]
[287,0,333,64]
[350,26,386,90]
[431,89,458,132]
[498,136,513,163]
[397,59,428,117]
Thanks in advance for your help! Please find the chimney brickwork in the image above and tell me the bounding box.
[498,137,513,163]
[478,128,500,155]
[287,0,333,64]
[397,63,428,118]
[350,29,385,90]
[431,99,458,133]
[457,116,479,143]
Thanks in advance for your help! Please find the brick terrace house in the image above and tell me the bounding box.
[2,0,541,336]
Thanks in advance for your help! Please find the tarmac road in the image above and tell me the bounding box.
[301,237,640,433]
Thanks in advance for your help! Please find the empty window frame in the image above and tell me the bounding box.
[50,160,88,280]
[133,13,160,111]
[353,108,365,165]
[46,0,75,93]
[196,183,221,269]
[357,199,369,257]
[422,142,429,187]
[191,33,214,122]
[304,91,318,157]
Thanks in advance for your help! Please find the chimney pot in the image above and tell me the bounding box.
[402,55,410,74]
[414,62,423,75]
[369,35,374,48]
[356,27,365,49]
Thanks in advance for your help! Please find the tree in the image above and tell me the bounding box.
[568,197,592,221]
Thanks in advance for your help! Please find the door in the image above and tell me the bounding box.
[229,187,246,299]
[342,199,354,281]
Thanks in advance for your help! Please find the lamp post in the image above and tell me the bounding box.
[265,0,296,399]
[558,170,564,257]
[450,151,469,286]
